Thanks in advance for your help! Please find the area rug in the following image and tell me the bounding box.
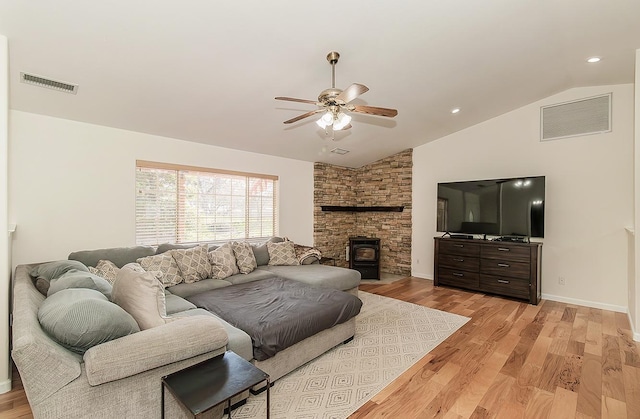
[232,291,469,419]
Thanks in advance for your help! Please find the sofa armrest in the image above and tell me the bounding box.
[83,315,228,386]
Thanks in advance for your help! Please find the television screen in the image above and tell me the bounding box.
[437,176,545,238]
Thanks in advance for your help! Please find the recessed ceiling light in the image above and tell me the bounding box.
[587,57,601,63]
[451,108,461,114]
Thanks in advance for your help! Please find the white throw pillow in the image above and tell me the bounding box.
[208,243,239,279]
[137,253,183,287]
[267,241,300,266]
[232,241,257,274]
[111,268,170,330]
[171,245,212,283]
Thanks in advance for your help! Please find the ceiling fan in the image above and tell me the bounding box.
[275,51,398,131]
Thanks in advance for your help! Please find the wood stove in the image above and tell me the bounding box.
[349,237,380,280]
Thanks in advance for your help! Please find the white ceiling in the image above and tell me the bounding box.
[1,1,639,168]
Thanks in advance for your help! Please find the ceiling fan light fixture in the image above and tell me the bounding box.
[316,118,329,129]
[333,112,351,130]
[321,111,334,124]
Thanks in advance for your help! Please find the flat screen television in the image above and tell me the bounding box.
[437,176,545,238]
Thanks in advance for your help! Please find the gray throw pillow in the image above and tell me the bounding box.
[232,241,258,274]
[267,241,300,266]
[38,288,140,355]
[47,269,113,299]
[30,260,89,281]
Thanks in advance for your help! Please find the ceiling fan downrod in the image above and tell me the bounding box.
[327,51,340,89]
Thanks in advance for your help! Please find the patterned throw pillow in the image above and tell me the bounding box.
[171,245,212,284]
[87,260,120,285]
[208,243,239,280]
[122,262,164,281]
[293,244,322,265]
[232,241,257,274]
[267,241,300,266]
[136,253,184,287]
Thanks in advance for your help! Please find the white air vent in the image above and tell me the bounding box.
[20,72,78,94]
[330,148,349,155]
[540,93,611,141]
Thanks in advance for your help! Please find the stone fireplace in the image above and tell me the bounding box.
[313,149,412,276]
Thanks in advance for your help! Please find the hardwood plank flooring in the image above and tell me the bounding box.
[1,277,639,419]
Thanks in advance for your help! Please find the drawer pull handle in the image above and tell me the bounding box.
[452,273,464,277]
[498,263,510,268]
[453,258,464,262]
[453,244,464,248]
[497,279,510,284]
[498,248,510,252]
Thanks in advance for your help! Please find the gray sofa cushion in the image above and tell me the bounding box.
[47,269,113,299]
[38,288,140,355]
[171,308,253,361]
[164,291,197,315]
[167,278,233,299]
[30,260,89,280]
[69,246,155,268]
[225,269,276,286]
[257,265,361,291]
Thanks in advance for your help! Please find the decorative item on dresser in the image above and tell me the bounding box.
[433,237,542,304]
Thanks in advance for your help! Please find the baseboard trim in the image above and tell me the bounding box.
[412,271,432,280]
[541,293,627,313]
[0,378,11,394]
[628,312,640,342]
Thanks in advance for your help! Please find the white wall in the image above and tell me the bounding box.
[632,49,640,340]
[0,34,10,394]
[8,111,315,267]
[413,84,634,312]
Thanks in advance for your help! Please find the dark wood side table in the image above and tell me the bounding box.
[161,351,270,419]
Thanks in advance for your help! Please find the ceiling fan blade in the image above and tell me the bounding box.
[336,83,369,104]
[283,109,323,124]
[351,105,398,118]
[275,96,318,105]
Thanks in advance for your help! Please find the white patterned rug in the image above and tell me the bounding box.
[232,291,469,419]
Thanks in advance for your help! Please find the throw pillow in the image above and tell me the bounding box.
[47,269,113,299]
[267,241,300,266]
[171,245,212,284]
[38,288,139,355]
[30,260,89,281]
[232,241,257,274]
[111,268,169,330]
[136,253,183,287]
[87,260,120,285]
[294,244,322,265]
[122,262,164,281]
[34,277,50,296]
[208,243,238,280]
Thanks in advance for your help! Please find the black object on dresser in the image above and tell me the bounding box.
[434,237,542,304]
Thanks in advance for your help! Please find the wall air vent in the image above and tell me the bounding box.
[330,148,349,155]
[540,93,611,141]
[20,72,78,94]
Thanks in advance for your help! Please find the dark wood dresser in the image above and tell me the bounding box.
[433,237,542,304]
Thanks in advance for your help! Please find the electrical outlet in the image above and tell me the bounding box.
[558,276,566,285]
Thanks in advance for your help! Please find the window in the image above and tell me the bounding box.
[135,160,277,245]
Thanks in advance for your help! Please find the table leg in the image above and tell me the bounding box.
[161,382,165,419]
[266,379,270,419]
[227,398,232,419]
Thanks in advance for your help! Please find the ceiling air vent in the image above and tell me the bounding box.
[540,93,611,141]
[330,148,349,155]
[20,72,78,94]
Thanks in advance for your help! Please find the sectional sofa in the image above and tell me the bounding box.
[11,237,361,418]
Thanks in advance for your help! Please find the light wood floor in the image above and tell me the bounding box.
[2,277,639,418]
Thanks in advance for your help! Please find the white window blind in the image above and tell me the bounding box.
[136,161,278,245]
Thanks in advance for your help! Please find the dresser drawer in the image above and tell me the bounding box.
[438,254,480,271]
[480,275,530,299]
[480,259,530,280]
[437,268,480,289]
[482,244,530,262]
[439,240,480,257]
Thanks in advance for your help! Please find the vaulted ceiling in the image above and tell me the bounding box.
[1,1,639,167]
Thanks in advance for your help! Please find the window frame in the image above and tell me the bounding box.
[135,160,278,245]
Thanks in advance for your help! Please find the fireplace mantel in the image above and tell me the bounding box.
[320,206,404,212]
